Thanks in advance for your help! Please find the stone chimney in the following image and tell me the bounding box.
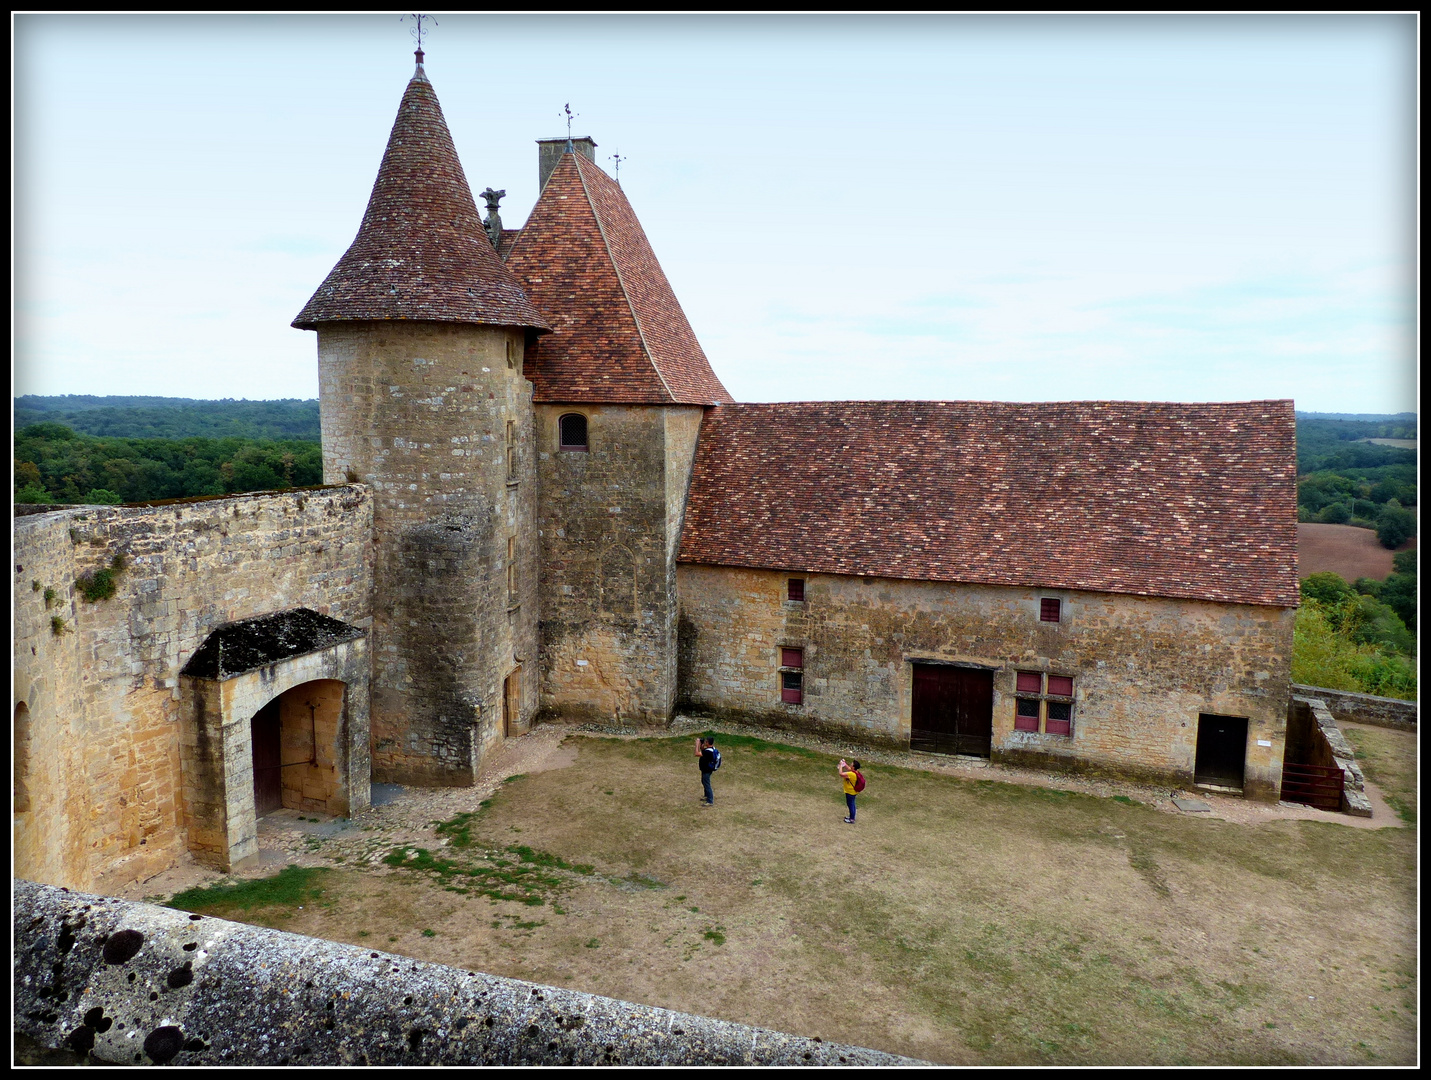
[536,136,597,193]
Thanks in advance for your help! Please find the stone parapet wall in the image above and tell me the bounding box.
[12,487,373,892]
[13,881,921,1067]
[677,565,1294,801]
[1291,684,1417,732]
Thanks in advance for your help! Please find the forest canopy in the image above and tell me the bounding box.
[14,424,323,505]
[1294,414,1417,548]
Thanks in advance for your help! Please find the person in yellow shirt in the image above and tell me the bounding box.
[838,758,863,824]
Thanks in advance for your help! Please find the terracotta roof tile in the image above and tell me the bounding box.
[293,66,548,331]
[678,400,1299,608]
[505,154,732,404]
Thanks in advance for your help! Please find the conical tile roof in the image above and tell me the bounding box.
[293,64,548,331]
[504,153,731,404]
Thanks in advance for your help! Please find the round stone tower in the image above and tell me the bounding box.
[293,54,550,786]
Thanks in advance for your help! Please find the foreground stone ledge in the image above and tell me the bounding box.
[14,880,924,1066]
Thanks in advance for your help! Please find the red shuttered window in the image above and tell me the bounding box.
[1045,701,1072,736]
[1040,598,1062,623]
[1012,671,1075,736]
[787,578,805,602]
[781,671,803,704]
[780,648,804,704]
[1015,697,1041,732]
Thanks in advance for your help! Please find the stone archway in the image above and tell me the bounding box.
[249,679,348,819]
[179,609,370,871]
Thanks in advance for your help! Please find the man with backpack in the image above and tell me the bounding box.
[838,758,865,823]
[696,735,721,806]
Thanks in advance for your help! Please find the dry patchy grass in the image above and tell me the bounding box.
[1342,725,1418,825]
[173,732,1417,1065]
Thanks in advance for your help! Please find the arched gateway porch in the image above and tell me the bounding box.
[179,609,370,872]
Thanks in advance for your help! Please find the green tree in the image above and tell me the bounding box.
[1317,502,1351,524]
[81,488,123,505]
[1376,503,1415,549]
[1300,572,1357,609]
[1292,597,1416,700]
[1379,571,1416,634]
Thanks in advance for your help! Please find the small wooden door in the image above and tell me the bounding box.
[251,699,283,816]
[503,667,522,738]
[911,663,993,756]
[1194,713,1248,790]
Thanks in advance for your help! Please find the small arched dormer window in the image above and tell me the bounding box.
[559,413,588,452]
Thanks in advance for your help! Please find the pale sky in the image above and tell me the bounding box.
[13,14,1418,413]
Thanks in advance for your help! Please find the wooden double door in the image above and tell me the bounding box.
[911,663,993,757]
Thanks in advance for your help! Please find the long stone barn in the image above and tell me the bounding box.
[674,400,1300,801]
[13,47,1301,895]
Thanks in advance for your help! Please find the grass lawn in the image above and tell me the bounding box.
[1341,724,1418,826]
[170,731,1417,1065]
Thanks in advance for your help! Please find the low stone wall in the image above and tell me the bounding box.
[13,880,923,1067]
[1286,696,1372,817]
[1292,684,1417,732]
[13,487,373,894]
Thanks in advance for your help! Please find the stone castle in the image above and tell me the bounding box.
[13,52,1300,893]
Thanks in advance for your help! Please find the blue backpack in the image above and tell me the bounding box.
[710,747,722,771]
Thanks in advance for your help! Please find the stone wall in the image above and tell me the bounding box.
[1285,695,1373,816]
[677,565,1295,800]
[315,321,539,785]
[14,881,922,1066]
[12,512,89,890]
[1290,684,1417,732]
[278,679,348,814]
[535,404,705,725]
[12,486,373,892]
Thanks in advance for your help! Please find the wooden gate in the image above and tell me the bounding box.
[250,699,283,816]
[1280,762,1345,811]
[911,663,993,757]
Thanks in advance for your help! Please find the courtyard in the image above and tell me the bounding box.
[144,722,1417,1066]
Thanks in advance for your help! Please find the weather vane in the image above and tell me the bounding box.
[609,150,624,183]
[403,14,437,60]
[562,103,578,152]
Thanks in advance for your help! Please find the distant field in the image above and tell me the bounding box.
[1361,439,1417,450]
[1299,524,1416,582]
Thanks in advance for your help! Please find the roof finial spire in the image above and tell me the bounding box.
[403,13,436,68]
[480,187,506,250]
[609,150,624,184]
[562,103,578,153]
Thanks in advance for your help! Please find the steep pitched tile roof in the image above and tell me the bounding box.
[293,65,548,331]
[679,400,1299,607]
[504,153,733,405]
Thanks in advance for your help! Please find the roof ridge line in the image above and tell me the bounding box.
[575,156,675,403]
